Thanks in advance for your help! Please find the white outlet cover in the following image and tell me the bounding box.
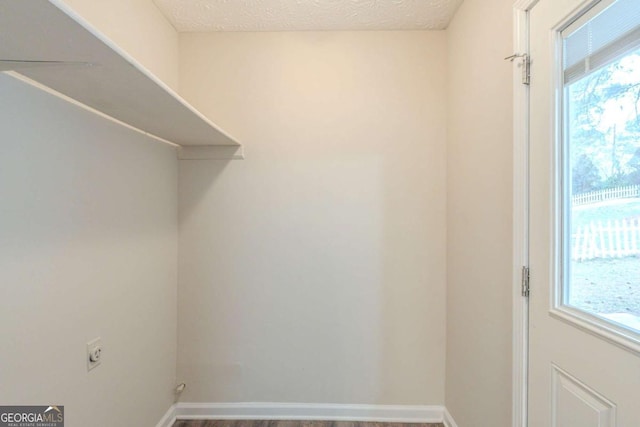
[87,337,102,371]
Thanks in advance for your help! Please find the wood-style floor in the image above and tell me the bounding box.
[173,421,443,427]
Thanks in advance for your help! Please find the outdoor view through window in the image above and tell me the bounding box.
[564,0,640,335]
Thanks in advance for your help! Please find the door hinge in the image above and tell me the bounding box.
[521,266,530,297]
[505,53,531,85]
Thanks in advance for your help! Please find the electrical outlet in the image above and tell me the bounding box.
[87,338,102,371]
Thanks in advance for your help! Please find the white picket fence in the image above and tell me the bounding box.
[572,185,640,206]
[572,218,640,260]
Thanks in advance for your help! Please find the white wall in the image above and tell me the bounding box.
[0,74,178,427]
[177,31,447,404]
[60,0,180,90]
[445,0,514,426]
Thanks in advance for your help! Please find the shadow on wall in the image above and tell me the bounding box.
[178,158,236,225]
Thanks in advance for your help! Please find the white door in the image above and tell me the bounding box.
[529,0,640,425]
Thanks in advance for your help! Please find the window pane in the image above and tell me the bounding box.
[564,45,640,333]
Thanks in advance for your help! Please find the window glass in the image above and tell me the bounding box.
[563,0,640,334]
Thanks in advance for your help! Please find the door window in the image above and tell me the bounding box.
[560,0,640,339]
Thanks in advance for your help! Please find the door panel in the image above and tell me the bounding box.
[528,0,640,426]
[552,365,616,427]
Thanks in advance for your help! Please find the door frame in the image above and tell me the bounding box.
[512,1,538,427]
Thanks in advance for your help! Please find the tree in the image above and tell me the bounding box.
[568,51,640,190]
[624,147,640,186]
[572,154,601,193]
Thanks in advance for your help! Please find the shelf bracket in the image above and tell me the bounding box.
[178,145,244,160]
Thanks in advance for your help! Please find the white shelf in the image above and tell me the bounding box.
[0,0,240,148]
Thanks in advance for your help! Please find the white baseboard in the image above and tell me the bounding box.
[173,403,446,423]
[156,404,177,427]
[442,408,459,427]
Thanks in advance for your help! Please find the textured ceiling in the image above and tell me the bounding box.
[153,0,464,32]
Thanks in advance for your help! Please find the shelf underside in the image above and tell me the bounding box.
[0,0,239,147]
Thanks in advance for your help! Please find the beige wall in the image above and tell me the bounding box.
[445,0,513,426]
[1,1,518,420]
[0,74,178,427]
[177,31,447,404]
[60,0,180,90]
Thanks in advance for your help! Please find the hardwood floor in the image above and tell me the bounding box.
[172,421,444,427]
